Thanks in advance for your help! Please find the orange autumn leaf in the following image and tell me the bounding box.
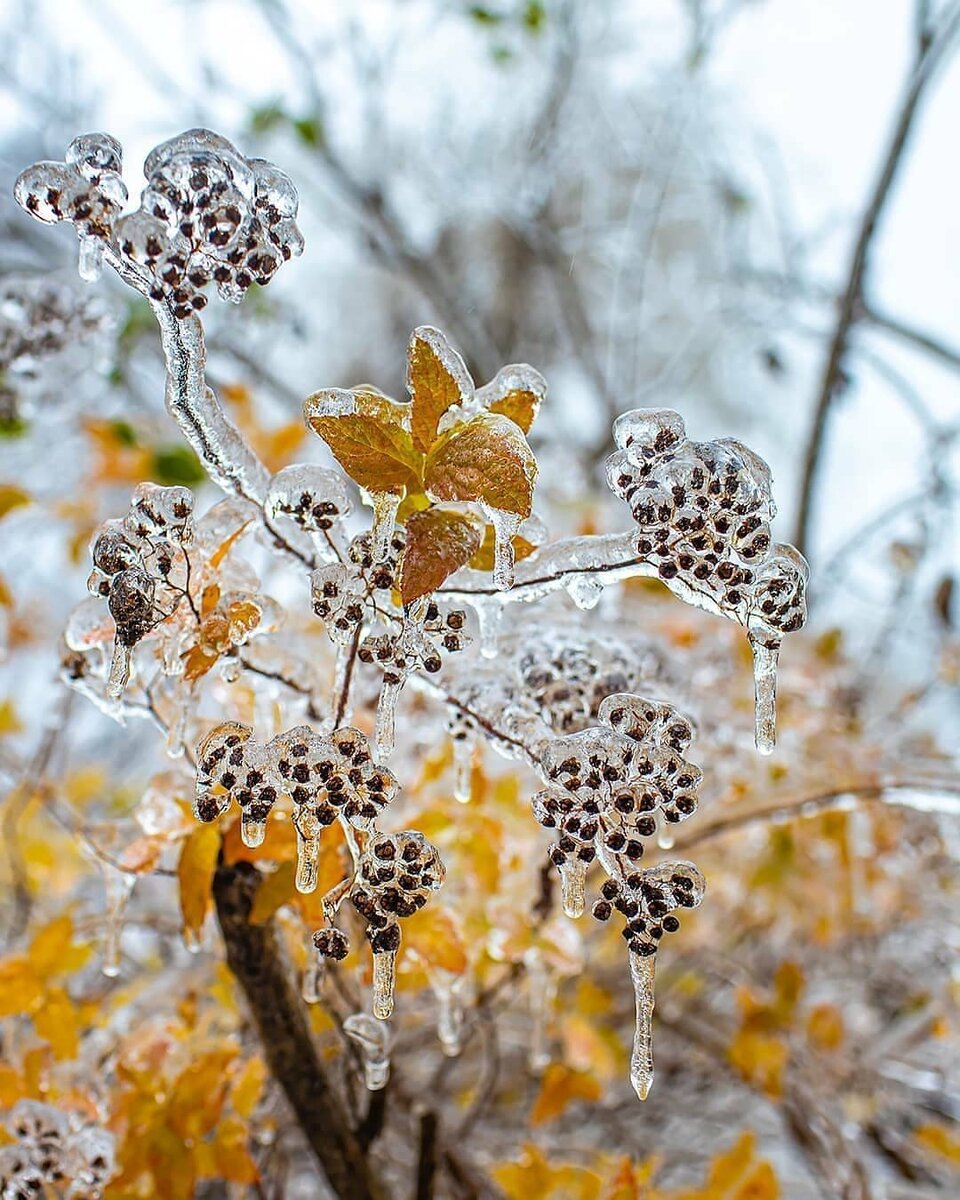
[304,387,422,495]
[468,525,538,572]
[531,1062,603,1125]
[494,1143,602,1200]
[248,861,297,925]
[177,824,222,945]
[425,411,536,519]
[403,905,469,975]
[399,506,485,603]
[33,986,80,1060]
[408,325,471,454]
[0,958,43,1018]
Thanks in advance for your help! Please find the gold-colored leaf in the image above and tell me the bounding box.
[304,387,422,495]
[531,1062,602,1125]
[487,389,541,433]
[477,363,546,434]
[177,824,222,944]
[399,507,485,603]
[183,643,220,683]
[248,861,297,925]
[424,412,536,518]
[0,485,30,520]
[33,986,79,1060]
[403,906,469,974]
[408,326,472,453]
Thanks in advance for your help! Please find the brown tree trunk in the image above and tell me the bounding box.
[213,859,389,1200]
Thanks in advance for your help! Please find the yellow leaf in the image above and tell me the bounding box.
[209,519,254,570]
[248,861,297,925]
[425,411,536,518]
[211,1115,259,1184]
[183,643,220,682]
[915,1121,960,1166]
[727,1029,788,1098]
[603,1157,660,1200]
[230,1056,267,1119]
[0,485,31,519]
[408,325,471,453]
[469,525,538,571]
[304,387,422,495]
[27,912,78,979]
[399,506,485,603]
[0,1064,23,1107]
[531,1062,602,1125]
[0,699,23,735]
[403,906,469,974]
[494,1144,602,1200]
[806,1004,844,1052]
[33,987,80,1060]
[177,824,222,944]
[477,363,546,433]
[0,958,43,1017]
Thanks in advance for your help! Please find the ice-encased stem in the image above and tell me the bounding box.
[559,859,586,918]
[750,635,780,756]
[452,729,475,803]
[525,949,554,1073]
[369,492,401,562]
[629,950,656,1101]
[372,948,397,1019]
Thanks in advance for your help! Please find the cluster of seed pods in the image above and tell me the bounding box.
[15,129,303,313]
[532,692,707,1099]
[87,482,194,697]
[605,408,808,752]
[311,528,470,759]
[195,722,445,1027]
[0,1100,115,1199]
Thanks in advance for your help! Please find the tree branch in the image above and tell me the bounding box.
[793,4,960,555]
[213,859,389,1200]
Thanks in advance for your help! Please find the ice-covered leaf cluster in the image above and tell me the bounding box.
[606,408,808,752]
[0,1100,115,1199]
[15,130,303,312]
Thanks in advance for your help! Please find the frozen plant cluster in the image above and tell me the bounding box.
[14,130,809,1104]
[0,1100,115,1199]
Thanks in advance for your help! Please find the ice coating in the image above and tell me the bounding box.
[369,491,402,563]
[430,968,467,1056]
[349,830,446,1019]
[629,950,656,1101]
[0,1100,116,1199]
[605,408,807,751]
[100,864,136,978]
[266,463,351,559]
[343,1013,392,1090]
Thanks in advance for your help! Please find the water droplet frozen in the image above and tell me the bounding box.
[343,1013,392,1090]
[374,677,402,762]
[629,950,656,1101]
[77,235,104,282]
[559,859,586,918]
[240,811,267,848]
[372,948,398,1020]
[565,574,603,610]
[750,636,780,755]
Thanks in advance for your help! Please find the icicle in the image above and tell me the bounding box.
[302,929,323,1003]
[220,654,242,684]
[295,815,321,894]
[374,677,402,762]
[452,728,475,803]
[77,235,104,282]
[473,596,504,659]
[164,696,187,760]
[106,640,132,699]
[240,809,267,848]
[524,949,554,1073]
[629,951,657,1101]
[558,859,586,918]
[485,507,522,591]
[101,866,135,978]
[372,948,397,1019]
[369,492,401,562]
[429,968,466,1057]
[750,635,780,755]
[343,1013,391,1090]
[565,575,604,610]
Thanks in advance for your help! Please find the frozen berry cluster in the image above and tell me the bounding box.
[605,408,807,645]
[349,831,446,955]
[0,1099,115,1200]
[87,483,194,655]
[591,861,705,956]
